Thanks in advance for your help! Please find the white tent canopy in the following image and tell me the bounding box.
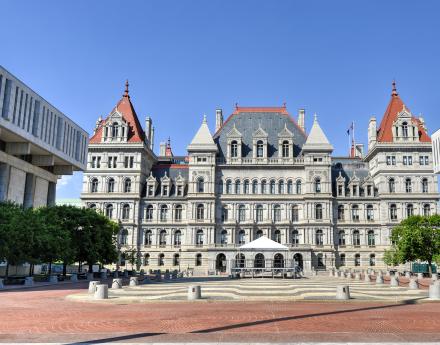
[239,236,288,250]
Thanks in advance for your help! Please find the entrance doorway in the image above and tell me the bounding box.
[216,253,227,272]
[254,253,265,268]
[274,253,284,268]
[293,253,303,269]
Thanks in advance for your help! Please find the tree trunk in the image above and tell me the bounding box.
[48,261,52,276]
[62,262,67,277]
[5,262,9,279]
[29,264,33,277]
[78,261,82,273]
[88,263,93,273]
[428,259,432,276]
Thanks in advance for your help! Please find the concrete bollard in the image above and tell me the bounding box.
[409,277,419,290]
[364,274,370,282]
[417,273,423,280]
[88,280,100,294]
[376,274,384,285]
[70,273,78,282]
[336,285,350,300]
[24,277,34,286]
[129,277,138,286]
[94,284,108,299]
[0,278,3,289]
[112,278,123,289]
[100,271,107,279]
[385,271,391,278]
[354,272,361,280]
[432,274,438,282]
[49,275,58,284]
[87,272,94,281]
[188,285,202,300]
[390,275,399,287]
[329,269,334,277]
[428,281,440,300]
[339,272,346,279]
[405,272,411,279]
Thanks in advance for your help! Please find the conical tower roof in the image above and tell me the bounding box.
[187,115,218,152]
[302,114,333,152]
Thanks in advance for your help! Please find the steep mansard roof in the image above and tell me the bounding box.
[331,157,370,185]
[377,82,431,143]
[213,106,307,158]
[90,81,145,144]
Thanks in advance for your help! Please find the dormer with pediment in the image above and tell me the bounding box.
[347,172,360,197]
[277,124,294,159]
[175,173,186,197]
[392,106,420,142]
[226,124,243,161]
[101,110,130,143]
[336,171,346,197]
[361,174,375,197]
[252,125,268,160]
[146,172,158,197]
[160,173,171,197]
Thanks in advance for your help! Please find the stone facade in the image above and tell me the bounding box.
[81,82,438,274]
[0,66,88,207]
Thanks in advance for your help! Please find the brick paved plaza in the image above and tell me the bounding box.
[0,278,440,343]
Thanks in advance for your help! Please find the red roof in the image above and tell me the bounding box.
[90,81,145,143]
[377,82,430,143]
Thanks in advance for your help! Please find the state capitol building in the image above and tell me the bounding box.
[81,82,438,274]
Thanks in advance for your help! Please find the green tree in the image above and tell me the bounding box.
[391,214,440,275]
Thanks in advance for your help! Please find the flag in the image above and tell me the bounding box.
[347,122,354,135]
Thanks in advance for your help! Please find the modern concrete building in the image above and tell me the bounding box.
[0,66,88,207]
[432,129,440,174]
[81,81,438,274]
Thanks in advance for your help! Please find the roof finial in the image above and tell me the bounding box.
[203,114,207,123]
[283,102,287,108]
[124,79,129,97]
[391,79,398,96]
[235,102,239,109]
[314,113,318,122]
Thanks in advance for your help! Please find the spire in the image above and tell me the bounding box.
[187,115,218,152]
[302,113,333,152]
[124,79,130,98]
[391,80,398,97]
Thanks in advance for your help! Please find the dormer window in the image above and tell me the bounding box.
[256,140,264,158]
[282,140,289,157]
[162,185,169,196]
[112,122,119,138]
[177,185,183,196]
[352,185,357,196]
[148,185,154,196]
[402,122,408,137]
[231,141,238,158]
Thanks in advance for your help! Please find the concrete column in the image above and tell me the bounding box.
[188,285,201,300]
[94,284,109,299]
[0,163,10,201]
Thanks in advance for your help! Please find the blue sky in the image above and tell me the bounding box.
[1,1,440,199]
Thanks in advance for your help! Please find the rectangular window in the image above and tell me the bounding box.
[97,156,101,168]
[124,156,129,168]
[420,156,424,165]
[1,78,12,119]
[386,156,391,165]
[425,156,429,165]
[408,156,412,165]
[91,156,96,168]
[392,156,396,165]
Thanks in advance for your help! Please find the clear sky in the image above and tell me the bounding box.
[1,0,440,199]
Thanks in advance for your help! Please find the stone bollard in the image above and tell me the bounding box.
[49,275,58,284]
[354,272,361,280]
[24,277,34,286]
[313,270,318,276]
[88,280,100,294]
[432,274,438,282]
[409,277,419,290]
[329,269,334,277]
[336,285,350,300]
[129,277,138,287]
[390,275,399,287]
[364,274,370,283]
[417,273,423,280]
[94,284,108,300]
[376,274,384,285]
[112,278,123,289]
[428,281,440,300]
[385,271,391,278]
[0,278,3,289]
[70,273,78,282]
[100,271,107,279]
[188,285,202,300]
[123,270,129,278]
[113,271,119,278]
[87,272,94,281]
[405,272,411,279]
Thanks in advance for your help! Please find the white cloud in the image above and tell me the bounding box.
[57,175,72,188]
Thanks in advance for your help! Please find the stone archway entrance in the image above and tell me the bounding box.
[274,253,284,268]
[293,253,303,269]
[216,253,226,272]
[254,253,265,268]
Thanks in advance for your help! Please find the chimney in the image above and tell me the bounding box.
[145,116,152,144]
[368,117,377,150]
[150,126,155,151]
[159,142,166,156]
[297,109,305,132]
[215,108,223,132]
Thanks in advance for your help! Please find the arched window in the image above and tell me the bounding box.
[146,205,153,221]
[366,205,374,221]
[220,229,228,245]
[338,230,346,245]
[243,180,249,194]
[261,180,267,194]
[111,122,119,138]
[226,180,232,194]
[235,253,245,268]
[273,205,281,222]
[282,140,289,157]
[422,178,428,193]
[158,253,165,266]
[195,253,202,266]
[278,180,284,194]
[238,205,246,222]
[175,205,182,221]
[235,180,241,194]
[255,205,263,222]
[256,140,264,158]
[315,178,321,193]
[144,253,150,266]
[274,230,281,243]
[405,178,412,193]
[291,205,299,222]
[390,204,397,220]
[160,205,168,221]
[367,230,375,246]
[89,203,96,210]
[315,229,323,245]
[406,204,414,218]
[108,178,115,193]
[296,180,302,194]
[122,204,130,220]
[351,205,359,221]
[238,230,246,244]
[369,254,375,266]
[196,229,204,246]
[254,253,265,268]
[173,254,180,266]
[174,230,182,246]
[352,230,360,246]
[270,180,276,194]
[287,180,293,194]
[91,178,98,193]
[120,252,126,266]
[315,204,323,220]
[144,230,152,246]
[340,254,346,267]
[337,205,345,220]
[231,140,238,158]
[354,254,361,266]
[105,204,113,218]
[256,230,263,239]
[197,177,204,193]
[388,178,395,193]
[291,230,299,245]
[159,230,167,246]
[423,204,431,217]
[124,178,132,193]
[196,204,205,221]
[120,229,128,245]
[402,121,408,137]
[252,180,258,194]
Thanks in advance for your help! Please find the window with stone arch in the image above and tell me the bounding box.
[173,253,180,266]
[220,229,228,245]
[238,229,246,244]
[352,230,360,246]
[291,229,299,245]
[405,178,412,193]
[196,204,205,221]
[89,203,97,210]
[174,230,182,246]
[144,253,150,266]
[235,180,241,194]
[174,205,182,222]
[146,205,153,221]
[338,230,346,245]
[291,205,299,222]
[287,180,293,194]
[367,230,375,246]
[315,229,323,245]
[256,229,263,238]
[160,205,168,221]
[337,205,345,220]
[91,178,98,193]
[122,203,130,220]
[111,122,119,138]
[340,253,346,266]
[402,121,408,137]
[196,229,204,245]
[273,229,281,243]
[422,178,428,193]
[124,178,132,193]
[406,204,414,218]
[158,253,165,266]
[296,180,302,194]
[270,180,276,194]
[369,254,375,266]
[231,140,238,158]
[278,180,284,194]
[256,140,264,158]
[238,205,246,222]
[159,230,167,246]
[273,204,281,222]
[354,254,361,266]
[388,178,395,193]
[390,203,397,220]
[282,140,289,158]
[423,204,431,217]
[108,178,115,193]
[120,228,128,245]
[255,205,263,222]
[197,177,205,193]
[243,180,250,194]
[315,204,323,220]
[221,206,228,222]
[144,230,152,246]
[195,253,202,266]
[315,177,321,193]
[105,204,113,218]
[261,180,267,194]
[252,180,258,194]
[226,179,232,194]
